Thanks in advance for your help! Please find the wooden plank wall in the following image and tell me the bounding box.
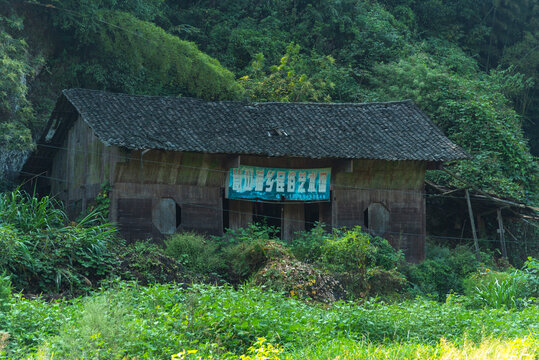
[228,199,253,229]
[332,188,425,262]
[49,125,427,260]
[49,117,117,218]
[282,203,305,241]
[112,183,223,239]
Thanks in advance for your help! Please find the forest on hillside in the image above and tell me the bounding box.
[1,0,538,205]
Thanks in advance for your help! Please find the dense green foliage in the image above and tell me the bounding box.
[168,0,538,203]
[0,282,537,358]
[0,189,118,293]
[0,14,38,151]
[0,193,536,359]
[165,232,226,276]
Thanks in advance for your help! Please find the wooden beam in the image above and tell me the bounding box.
[465,189,481,262]
[444,168,538,212]
[282,203,304,241]
[227,155,241,169]
[426,161,443,170]
[335,159,353,173]
[497,208,508,259]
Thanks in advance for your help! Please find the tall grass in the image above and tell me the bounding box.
[0,188,65,232]
[473,275,525,309]
[0,188,119,293]
[287,336,538,360]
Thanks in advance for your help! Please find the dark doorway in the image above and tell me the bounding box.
[304,203,319,231]
[253,202,282,236]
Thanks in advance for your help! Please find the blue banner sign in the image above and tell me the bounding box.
[227,165,331,201]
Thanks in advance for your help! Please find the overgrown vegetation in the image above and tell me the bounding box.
[0,282,537,359]
[0,191,537,359]
[0,189,118,294]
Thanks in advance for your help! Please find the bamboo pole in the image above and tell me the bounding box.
[465,189,481,262]
[497,208,508,259]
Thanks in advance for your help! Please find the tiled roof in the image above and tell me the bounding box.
[56,88,469,161]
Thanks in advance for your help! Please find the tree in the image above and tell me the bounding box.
[241,44,334,102]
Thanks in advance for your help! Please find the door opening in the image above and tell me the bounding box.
[304,203,319,231]
[253,202,282,237]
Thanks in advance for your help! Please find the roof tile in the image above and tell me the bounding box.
[59,88,469,161]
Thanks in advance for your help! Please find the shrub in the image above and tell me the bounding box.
[222,239,291,284]
[464,269,527,309]
[319,227,373,273]
[293,226,403,271]
[367,267,407,297]
[522,257,539,298]
[0,272,11,313]
[370,236,404,270]
[117,240,190,285]
[0,189,119,294]
[292,226,405,298]
[400,244,485,300]
[289,223,328,263]
[165,232,226,276]
[221,223,280,246]
[219,224,285,283]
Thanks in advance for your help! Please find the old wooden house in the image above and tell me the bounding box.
[22,89,469,262]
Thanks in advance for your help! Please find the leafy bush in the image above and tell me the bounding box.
[316,227,405,297]
[400,244,485,300]
[367,267,407,297]
[522,257,539,298]
[293,226,403,271]
[289,223,327,263]
[0,272,10,313]
[165,232,226,276]
[219,224,286,283]
[291,226,405,298]
[0,189,119,294]
[117,240,190,285]
[370,236,405,270]
[2,282,534,359]
[319,227,372,274]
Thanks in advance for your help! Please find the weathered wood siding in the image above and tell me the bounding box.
[111,183,222,241]
[49,117,117,218]
[332,160,426,262]
[49,125,426,260]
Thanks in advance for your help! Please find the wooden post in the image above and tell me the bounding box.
[282,203,305,242]
[497,208,508,259]
[465,189,481,262]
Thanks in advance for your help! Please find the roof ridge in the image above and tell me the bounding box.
[63,88,413,107]
[253,99,414,106]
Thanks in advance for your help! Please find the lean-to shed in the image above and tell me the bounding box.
[22,89,469,262]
